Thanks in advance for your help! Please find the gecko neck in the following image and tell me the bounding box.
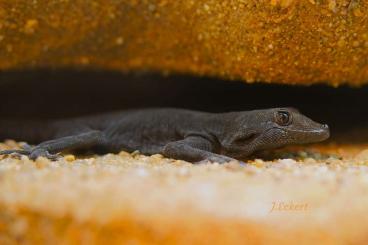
[205,111,249,140]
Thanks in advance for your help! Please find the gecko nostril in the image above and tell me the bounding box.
[321,124,330,139]
[322,124,329,129]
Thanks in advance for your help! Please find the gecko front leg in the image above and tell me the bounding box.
[162,136,238,164]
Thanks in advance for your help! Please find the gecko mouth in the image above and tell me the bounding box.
[304,127,330,143]
[285,124,330,144]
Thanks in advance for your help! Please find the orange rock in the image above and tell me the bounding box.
[0,0,367,86]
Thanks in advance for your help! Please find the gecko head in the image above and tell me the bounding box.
[221,108,330,158]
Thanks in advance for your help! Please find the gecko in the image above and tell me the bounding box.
[0,108,330,163]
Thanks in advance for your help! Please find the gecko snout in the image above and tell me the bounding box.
[323,124,330,137]
[315,123,330,141]
[295,120,330,144]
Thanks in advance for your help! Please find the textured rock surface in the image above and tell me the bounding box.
[1,141,368,244]
[0,0,367,86]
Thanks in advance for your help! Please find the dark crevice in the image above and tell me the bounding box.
[0,69,367,142]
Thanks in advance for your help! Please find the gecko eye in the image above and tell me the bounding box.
[275,110,292,126]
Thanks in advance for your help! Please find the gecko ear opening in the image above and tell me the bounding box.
[233,133,258,145]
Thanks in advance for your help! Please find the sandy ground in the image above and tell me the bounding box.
[1,141,368,244]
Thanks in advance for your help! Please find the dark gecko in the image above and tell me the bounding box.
[0,108,330,163]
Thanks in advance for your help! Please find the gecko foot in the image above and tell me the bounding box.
[196,154,239,164]
[29,148,62,161]
[0,147,61,161]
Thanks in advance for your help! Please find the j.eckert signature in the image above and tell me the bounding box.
[269,201,309,213]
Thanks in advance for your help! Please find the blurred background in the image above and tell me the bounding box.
[0,69,366,142]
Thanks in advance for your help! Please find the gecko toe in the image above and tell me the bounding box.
[0,149,31,158]
[196,155,238,164]
[29,148,61,161]
[20,143,33,151]
[46,153,62,161]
